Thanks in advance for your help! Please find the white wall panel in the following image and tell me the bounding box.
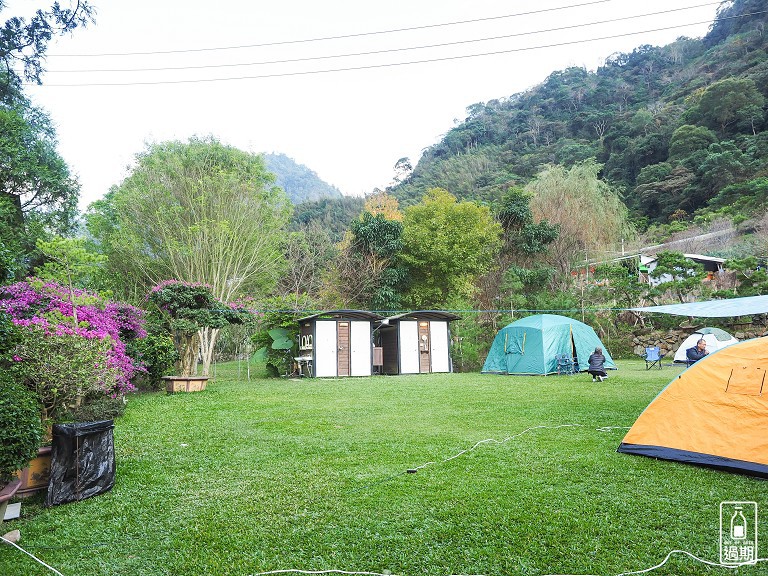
[429,321,450,372]
[314,321,337,377]
[399,321,419,374]
[350,321,372,376]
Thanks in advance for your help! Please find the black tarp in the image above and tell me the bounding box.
[46,420,115,507]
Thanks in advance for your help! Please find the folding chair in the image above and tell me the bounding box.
[555,353,575,375]
[643,346,664,370]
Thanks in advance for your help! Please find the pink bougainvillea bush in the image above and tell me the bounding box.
[0,278,146,421]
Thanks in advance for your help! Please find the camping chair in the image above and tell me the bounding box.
[555,353,575,375]
[643,346,664,370]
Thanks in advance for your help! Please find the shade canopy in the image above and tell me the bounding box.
[629,295,768,317]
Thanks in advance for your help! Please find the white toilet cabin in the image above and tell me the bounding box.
[377,311,460,375]
[297,310,383,377]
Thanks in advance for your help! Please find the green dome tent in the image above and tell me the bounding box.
[481,314,616,375]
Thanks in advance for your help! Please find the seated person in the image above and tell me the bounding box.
[588,347,608,382]
[686,338,709,364]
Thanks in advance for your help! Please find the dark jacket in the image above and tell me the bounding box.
[588,352,606,372]
[686,346,707,363]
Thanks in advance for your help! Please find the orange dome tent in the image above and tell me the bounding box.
[618,336,768,478]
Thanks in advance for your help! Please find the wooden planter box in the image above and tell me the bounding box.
[163,376,210,393]
[15,446,52,497]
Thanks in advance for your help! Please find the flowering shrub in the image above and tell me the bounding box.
[146,280,248,376]
[0,279,146,421]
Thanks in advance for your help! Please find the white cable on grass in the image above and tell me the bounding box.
[614,549,767,575]
[0,535,67,576]
[411,423,623,472]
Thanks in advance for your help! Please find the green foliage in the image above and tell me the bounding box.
[685,78,765,136]
[88,136,292,306]
[593,263,645,309]
[647,251,707,304]
[147,281,245,336]
[384,1,768,229]
[667,125,717,162]
[0,374,42,484]
[399,188,502,308]
[290,196,365,242]
[58,395,126,424]
[147,280,249,377]
[9,327,118,424]
[501,265,556,312]
[708,177,768,214]
[250,294,309,377]
[0,2,94,88]
[0,100,80,234]
[346,212,404,310]
[127,332,178,392]
[34,236,108,292]
[722,256,768,296]
[449,314,493,373]
[350,212,403,258]
[496,187,559,259]
[0,311,20,367]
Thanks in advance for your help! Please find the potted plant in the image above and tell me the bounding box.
[0,281,146,495]
[0,375,43,523]
[146,280,248,392]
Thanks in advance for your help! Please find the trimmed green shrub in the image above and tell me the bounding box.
[128,333,178,391]
[59,396,126,423]
[0,374,43,484]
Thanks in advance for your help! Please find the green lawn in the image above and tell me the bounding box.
[2,360,766,576]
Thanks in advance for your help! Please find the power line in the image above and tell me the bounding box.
[48,0,615,58]
[33,14,752,88]
[46,2,722,75]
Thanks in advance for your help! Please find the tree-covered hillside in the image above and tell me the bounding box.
[263,152,342,204]
[390,0,768,228]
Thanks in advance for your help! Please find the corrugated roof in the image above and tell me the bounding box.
[382,310,462,322]
[298,310,384,322]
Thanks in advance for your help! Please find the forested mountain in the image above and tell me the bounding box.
[290,196,366,242]
[390,0,768,228]
[263,153,342,204]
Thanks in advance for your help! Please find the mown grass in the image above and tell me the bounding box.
[2,360,765,576]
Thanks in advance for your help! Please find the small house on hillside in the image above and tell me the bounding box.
[377,311,461,375]
[297,310,383,378]
[642,253,725,286]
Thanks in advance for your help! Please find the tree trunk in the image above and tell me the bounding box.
[199,327,220,376]
[177,332,200,376]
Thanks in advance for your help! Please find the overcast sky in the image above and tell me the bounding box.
[12,0,722,209]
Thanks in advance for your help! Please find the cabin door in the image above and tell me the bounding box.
[314,321,337,377]
[349,321,372,376]
[399,321,419,374]
[418,321,431,373]
[337,321,350,377]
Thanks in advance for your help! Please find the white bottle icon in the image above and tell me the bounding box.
[731,506,747,539]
